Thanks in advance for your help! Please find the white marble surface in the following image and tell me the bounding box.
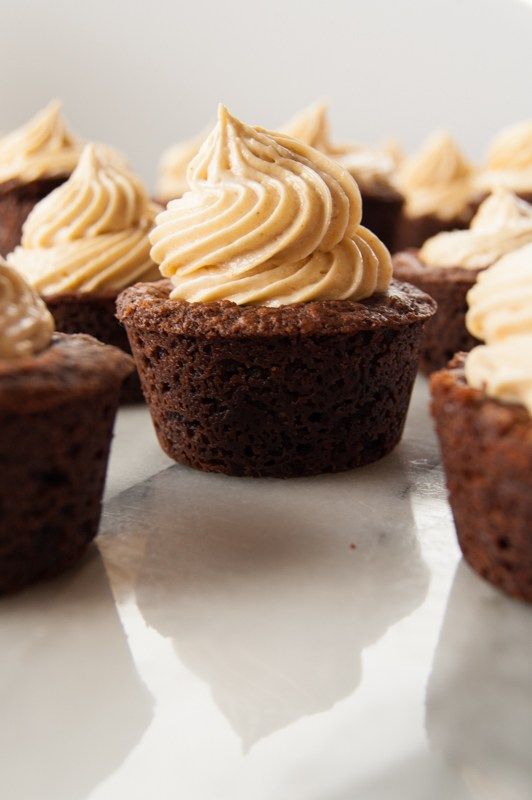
[1,379,531,800]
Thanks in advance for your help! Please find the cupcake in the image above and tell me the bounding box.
[282,103,404,250]
[393,189,532,373]
[117,105,435,478]
[395,131,481,250]
[0,260,132,593]
[156,126,210,204]
[8,143,160,402]
[476,120,532,203]
[430,243,532,601]
[0,101,83,257]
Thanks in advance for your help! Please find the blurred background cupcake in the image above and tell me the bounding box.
[476,120,532,203]
[8,143,160,402]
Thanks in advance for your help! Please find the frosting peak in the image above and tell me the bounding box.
[0,101,82,185]
[397,131,475,220]
[476,120,532,195]
[0,260,54,359]
[8,144,159,294]
[150,106,392,306]
[419,189,532,269]
[465,242,532,414]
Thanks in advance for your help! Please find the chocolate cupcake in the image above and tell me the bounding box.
[476,120,532,204]
[395,131,481,250]
[0,101,83,257]
[431,243,532,602]
[118,106,435,478]
[0,261,132,593]
[282,103,404,251]
[8,144,160,402]
[394,189,532,373]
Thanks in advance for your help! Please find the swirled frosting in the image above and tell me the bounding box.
[0,259,54,359]
[396,131,476,220]
[476,120,532,195]
[0,101,82,185]
[157,127,210,201]
[465,242,532,414]
[419,189,532,269]
[149,105,392,306]
[282,103,402,193]
[8,144,159,294]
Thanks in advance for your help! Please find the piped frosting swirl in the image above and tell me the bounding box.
[149,106,392,306]
[0,101,82,185]
[8,144,160,294]
[419,189,532,269]
[396,131,476,220]
[476,120,532,195]
[465,242,532,414]
[0,259,54,359]
[157,127,211,200]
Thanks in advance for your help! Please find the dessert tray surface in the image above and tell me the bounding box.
[1,378,531,800]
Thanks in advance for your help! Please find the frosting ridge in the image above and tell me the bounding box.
[419,189,532,269]
[0,259,54,359]
[149,105,392,306]
[8,144,159,294]
[0,101,82,185]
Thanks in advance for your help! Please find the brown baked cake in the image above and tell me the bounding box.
[118,278,435,477]
[0,102,83,257]
[0,262,132,593]
[393,190,532,373]
[431,354,532,602]
[7,144,160,404]
[393,250,481,373]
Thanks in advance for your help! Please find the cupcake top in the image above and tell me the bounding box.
[0,259,54,359]
[8,144,160,295]
[396,131,476,221]
[465,242,532,415]
[149,105,392,306]
[419,189,532,269]
[282,102,402,194]
[157,127,210,201]
[476,120,532,195]
[0,101,82,186]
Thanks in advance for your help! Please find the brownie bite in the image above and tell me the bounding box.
[0,101,82,257]
[119,105,435,477]
[0,261,132,593]
[8,144,160,403]
[431,244,532,601]
[394,190,532,373]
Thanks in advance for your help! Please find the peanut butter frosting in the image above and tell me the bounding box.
[149,105,392,306]
[465,242,532,414]
[0,101,82,185]
[8,144,160,295]
[0,260,54,359]
[157,127,210,201]
[396,131,476,220]
[419,189,532,269]
[476,120,532,194]
[282,103,402,193]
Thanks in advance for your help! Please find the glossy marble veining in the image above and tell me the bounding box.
[0,379,531,800]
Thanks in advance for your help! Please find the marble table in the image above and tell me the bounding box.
[1,378,531,800]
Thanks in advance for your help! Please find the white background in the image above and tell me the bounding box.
[0,0,531,188]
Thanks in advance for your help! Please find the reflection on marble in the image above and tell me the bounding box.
[426,562,532,800]
[0,550,153,800]
[100,443,429,751]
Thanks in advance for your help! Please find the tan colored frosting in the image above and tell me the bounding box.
[8,144,159,295]
[0,101,82,185]
[282,103,401,193]
[465,243,532,414]
[149,105,392,306]
[419,189,532,269]
[0,260,54,359]
[396,131,475,220]
[476,120,532,194]
[157,127,210,201]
